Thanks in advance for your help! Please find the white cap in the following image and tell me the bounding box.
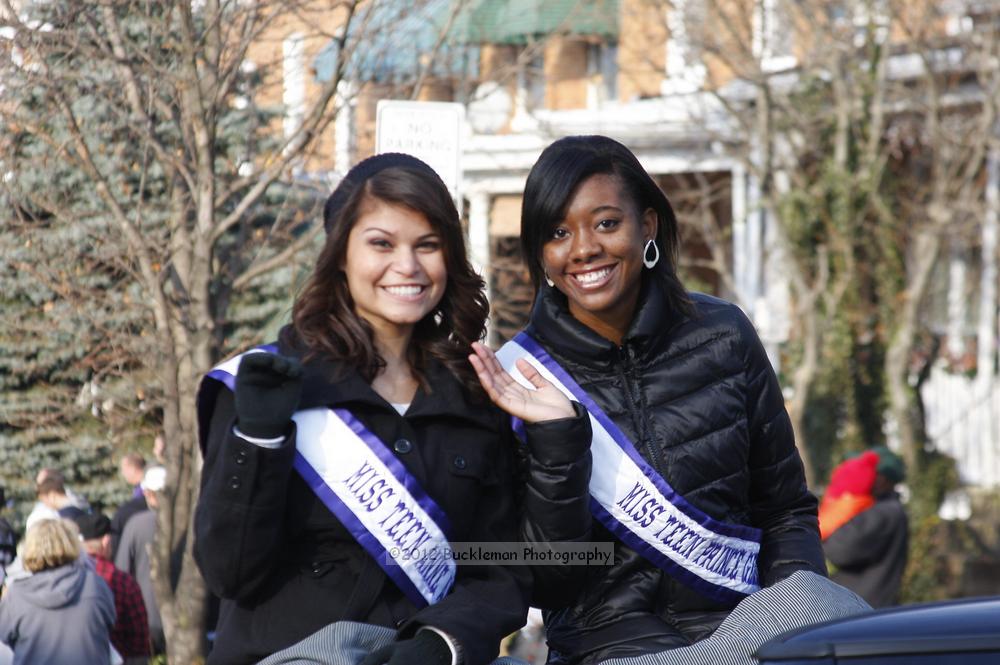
[141,466,167,492]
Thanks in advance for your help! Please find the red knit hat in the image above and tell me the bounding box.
[825,450,879,499]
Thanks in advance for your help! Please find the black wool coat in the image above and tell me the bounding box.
[194,329,590,665]
[520,278,826,665]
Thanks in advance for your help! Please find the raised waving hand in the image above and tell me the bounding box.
[469,341,575,423]
[234,352,304,439]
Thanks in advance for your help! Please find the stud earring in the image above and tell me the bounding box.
[643,239,660,269]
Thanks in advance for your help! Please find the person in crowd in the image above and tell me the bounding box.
[194,153,588,665]
[111,453,149,560]
[120,453,146,499]
[153,435,166,464]
[470,135,826,665]
[74,512,151,664]
[25,468,89,530]
[822,446,908,608]
[33,474,86,522]
[115,465,166,655]
[0,519,115,665]
[817,449,880,540]
[0,490,17,589]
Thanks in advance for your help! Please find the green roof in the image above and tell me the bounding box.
[450,0,618,44]
[313,0,619,84]
[314,1,477,83]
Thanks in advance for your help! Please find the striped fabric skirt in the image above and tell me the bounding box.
[255,622,529,665]
[257,572,870,665]
[606,571,871,665]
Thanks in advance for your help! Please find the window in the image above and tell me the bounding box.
[753,0,796,71]
[823,0,889,48]
[587,41,618,107]
[511,46,544,128]
[522,50,545,110]
[664,0,706,93]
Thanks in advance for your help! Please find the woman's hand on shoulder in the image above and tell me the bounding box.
[468,342,575,424]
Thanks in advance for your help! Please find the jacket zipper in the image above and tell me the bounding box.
[617,344,667,478]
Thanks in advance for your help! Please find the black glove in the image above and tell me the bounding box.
[233,352,303,439]
[359,630,452,665]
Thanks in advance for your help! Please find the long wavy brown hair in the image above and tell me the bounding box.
[292,167,489,397]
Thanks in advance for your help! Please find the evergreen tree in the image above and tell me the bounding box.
[0,28,161,520]
[0,0,466,658]
[0,1,328,658]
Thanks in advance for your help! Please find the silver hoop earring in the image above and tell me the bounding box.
[643,239,660,269]
[544,272,555,287]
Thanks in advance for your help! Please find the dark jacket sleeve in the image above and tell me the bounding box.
[193,387,298,600]
[0,586,17,646]
[397,419,532,665]
[112,518,138,577]
[518,401,594,608]
[824,501,899,570]
[738,313,827,585]
[110,497,147,562]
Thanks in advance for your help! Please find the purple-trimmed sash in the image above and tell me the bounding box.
[498,332,762,604]
[204,348,456,607]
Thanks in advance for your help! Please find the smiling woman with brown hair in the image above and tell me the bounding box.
[195,153,589,665]
[470,135,826,665]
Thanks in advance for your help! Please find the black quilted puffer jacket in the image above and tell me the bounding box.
[519,277,826,665]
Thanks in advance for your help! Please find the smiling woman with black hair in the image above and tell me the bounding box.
[470,135,826,665]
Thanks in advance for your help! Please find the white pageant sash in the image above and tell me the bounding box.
[204,347,456,607]
[497,332,762,603]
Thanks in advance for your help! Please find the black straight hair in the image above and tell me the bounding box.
[520,135,692,316]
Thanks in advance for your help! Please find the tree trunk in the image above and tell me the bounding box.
[884,227,942,473]
[151,316,209,662]
[788,300,819,486]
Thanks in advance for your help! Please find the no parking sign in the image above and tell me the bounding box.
[375,100,464,206]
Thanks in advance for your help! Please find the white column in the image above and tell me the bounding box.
[761,202,790,373]
[282,33,305,146]
[977,147,999,486]
[946,240,967,359]
[334,81,355,175]
[468,192,491,302]
[731,163,747,308]
[745,172,763,321]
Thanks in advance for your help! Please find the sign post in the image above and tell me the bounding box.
[375,100,464,211]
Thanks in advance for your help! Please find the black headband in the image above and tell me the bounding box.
[323,152,443,233]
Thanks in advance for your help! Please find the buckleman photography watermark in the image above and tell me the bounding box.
[385,542,614,567]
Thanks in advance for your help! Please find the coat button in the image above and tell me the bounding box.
[453,455,467,470]
[228,476,241,490]
[393,439,413,454]
[311,561,322,575]
[234,449,248,465]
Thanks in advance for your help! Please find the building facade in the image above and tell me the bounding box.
[257,0,1000,489]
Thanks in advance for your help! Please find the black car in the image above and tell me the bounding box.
[756,596,1000,664]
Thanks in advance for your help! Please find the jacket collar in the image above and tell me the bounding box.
[526,275,684,366]
[277,328,497,430]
